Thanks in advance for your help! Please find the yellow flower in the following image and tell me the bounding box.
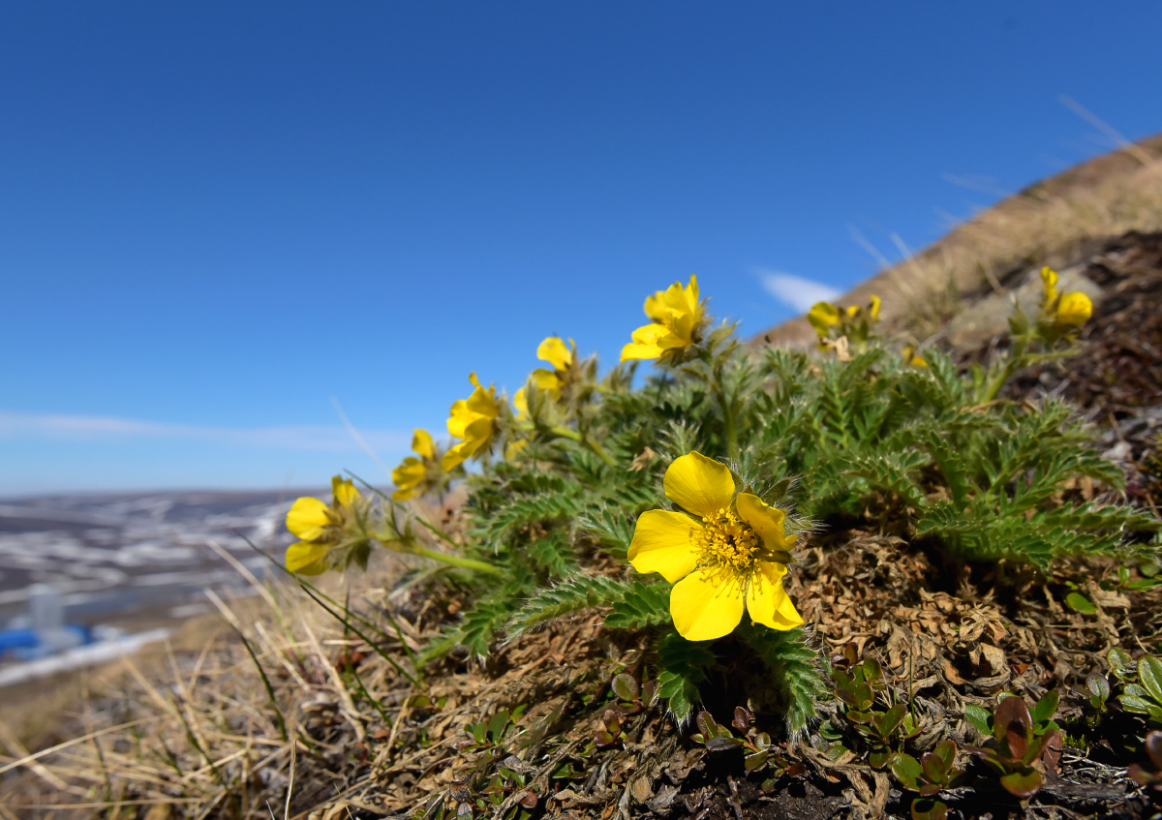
[441,373,501,470]
[391,429,438,501]
[620,275,705,362]
[628,452,804,641]
[1056,291,1093,327]
[1040,267,1059,307]
[807,302,841,337]
[868,294,881,320]
[902,345,928,368]
[513,387,529,421]
[285,476,364,575]
[531,336,574,392]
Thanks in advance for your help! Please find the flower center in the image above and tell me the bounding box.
[697,508,759,572]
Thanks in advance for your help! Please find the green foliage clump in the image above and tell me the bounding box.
[286,275,1159,733]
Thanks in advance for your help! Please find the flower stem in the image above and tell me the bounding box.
[981,337,1028,402]
[583,436,618,468]
[410,545,506,576]
[550,425,617,467]
[716,384,740,463]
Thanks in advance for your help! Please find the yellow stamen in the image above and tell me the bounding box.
[697,508,760,574]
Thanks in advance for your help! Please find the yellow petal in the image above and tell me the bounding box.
[735,493,791,551]
[627,510,701,582]
[868,294,881,320]
[466,383,499,419]
[285,541,330,575]
[442,416,494,470]
[663,452,736,518]
[670,568,745,640]
[513,386,528,420]
[1056,292,1092,327]
[412,429,435,459]
[807,302,840,335]
[620,322,670,361]
[531,369,561,391]
[745,562,803,630]
[1040,266,1059,306]
[286,497,333,540]
[505,437,529,460]
[331,476,361,508]
[536,336,573,372]
[447,398,472,438]
[391,457,425,498]
[620,341,663,361]
[441,440,471,471]
[462,415,494,452]
[644,276,700,324]
[845,304,859,318]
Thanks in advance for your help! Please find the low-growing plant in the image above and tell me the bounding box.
[890,740,967,820]
[279,269,1159,738]
[826,651,919,768]
[1116,653,1162,727]
[689,706,805,789]
[964,694,1063,798]
[1128,731,1162,790]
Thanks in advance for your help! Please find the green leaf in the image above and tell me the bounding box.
[933,740,957,772]
[911,798,948,820]
[964,704,991,737]
[611,673,639,702]
[875,704,907,738]
[655,630,716,722]
[741,625,825,735]
[506,575,631,639]
[1086,673,1110,701]
[1065,592,1097,614]
[890,753,923,790]
[999,768,1042,798]
[1031,691,1058,724]
[605,581,672,630]
[1139,655,1162,706]
[920,751,946,784]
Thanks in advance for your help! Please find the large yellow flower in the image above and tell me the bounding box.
[285,476,364,575]
[392,429,438,501]
[621,275,705,362]
[441,372,500,470]
[628,452,804,641]
[531,336,574,392]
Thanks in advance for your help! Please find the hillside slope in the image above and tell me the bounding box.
[751,133,1162,352]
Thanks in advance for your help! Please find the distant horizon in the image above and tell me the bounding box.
[0,484,341,501]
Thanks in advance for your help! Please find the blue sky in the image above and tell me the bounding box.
[3,1,1161,495]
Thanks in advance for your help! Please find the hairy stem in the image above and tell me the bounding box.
[409,545,506,576]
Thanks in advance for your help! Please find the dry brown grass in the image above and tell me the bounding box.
[0,559,407,820]
[751,132,1162,350]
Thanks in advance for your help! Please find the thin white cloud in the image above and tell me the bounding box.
[0,411,409,452]
[757,270,842,313]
